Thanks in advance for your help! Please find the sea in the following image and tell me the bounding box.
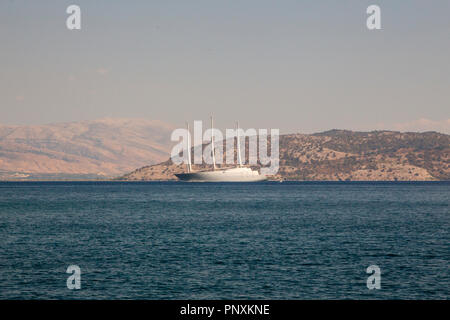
[0,181,448,299]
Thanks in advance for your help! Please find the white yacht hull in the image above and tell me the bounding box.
[175,167,267,182]
[178,118,267,182]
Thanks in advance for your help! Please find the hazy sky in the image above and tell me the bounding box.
[1,0,449,133]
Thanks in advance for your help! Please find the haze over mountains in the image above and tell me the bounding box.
[0,118,174,180]
[0,118,449,181]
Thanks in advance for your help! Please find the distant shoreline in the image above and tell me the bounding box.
[1,180,449,183]
[1,130,448,182]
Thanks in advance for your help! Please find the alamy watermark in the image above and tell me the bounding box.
[367,5,381,30]
[170,121,280,175]
[366,265,381,290]
[66,5,381,31]
[66,5,81,30]
[66,265,81,289]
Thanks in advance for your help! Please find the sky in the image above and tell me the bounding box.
[1,0,449,134]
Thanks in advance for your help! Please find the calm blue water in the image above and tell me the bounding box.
[0,181,448,299]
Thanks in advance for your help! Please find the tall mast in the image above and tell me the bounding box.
[236,121,242,167]
[211,116,216,170]
[186,122,192,173]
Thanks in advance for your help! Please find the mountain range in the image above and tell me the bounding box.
[0,119,448,181]
[120,130,450,181]
[0,118,174,180]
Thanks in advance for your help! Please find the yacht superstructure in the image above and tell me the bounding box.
[175,118,267,182]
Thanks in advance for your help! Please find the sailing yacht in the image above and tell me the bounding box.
[175,117,267,182]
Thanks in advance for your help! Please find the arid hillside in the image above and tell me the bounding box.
[0,118,175,180]
[119,130,449,181]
